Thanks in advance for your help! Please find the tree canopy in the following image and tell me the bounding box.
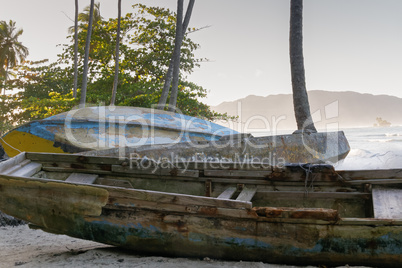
[1,4,234,134]
[0,20,29,95]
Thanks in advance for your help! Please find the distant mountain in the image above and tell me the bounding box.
[211,90,402,131]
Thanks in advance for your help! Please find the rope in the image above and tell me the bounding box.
[0,136,22,154]
[299,163,315,196]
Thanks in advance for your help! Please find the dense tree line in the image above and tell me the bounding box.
[0,3,233,135]
[1,1,316,136]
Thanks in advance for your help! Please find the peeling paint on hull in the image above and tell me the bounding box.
[58,211,402,267]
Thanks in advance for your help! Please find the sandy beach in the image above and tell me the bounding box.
[0,225,365,268]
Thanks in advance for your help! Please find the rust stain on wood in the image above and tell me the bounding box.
[254,207,339,222]
[199,207,218,216]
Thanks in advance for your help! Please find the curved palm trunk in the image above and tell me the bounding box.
[110,0,122,106]
[158,0,195,111]
[289,0,316,133]
[79,0,95,108]
[73,0,79,98]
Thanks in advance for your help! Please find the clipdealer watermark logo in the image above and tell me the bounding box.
[63,100,342,173]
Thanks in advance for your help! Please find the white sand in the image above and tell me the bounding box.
[0,225,365,268]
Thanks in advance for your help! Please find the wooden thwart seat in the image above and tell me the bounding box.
[372,185,402,219]
[10,162,42,177]
[217,186,257,202]
[217,187,237,200]
[65,173,99,184]
[236,187,257,202]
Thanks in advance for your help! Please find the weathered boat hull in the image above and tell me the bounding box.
[1,152,401,267]
[0,106,237,157]
[0,106,350,163]
[83,130,350,164]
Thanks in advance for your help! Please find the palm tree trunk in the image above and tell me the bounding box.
[167,0,184,112]
[79,0,95,108]
[2,63,9,96]
[110,0,122,106]
[158,0,195,111]
[73,0,79,98]
[289,0,316,132]
[157,57,175,110]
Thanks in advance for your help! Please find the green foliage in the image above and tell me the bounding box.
[0,20,29,82]
[0,95,19,135]
[3,4,235,129]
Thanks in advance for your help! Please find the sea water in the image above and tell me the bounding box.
[252,126,402,170]
[335,126,402,170]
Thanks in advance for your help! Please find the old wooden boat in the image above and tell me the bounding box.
[0,152,401,267]
[0,106,237,157]
[0,106,350,163]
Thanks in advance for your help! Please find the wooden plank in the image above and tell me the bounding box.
[256,190,371,200]
[0,152,26,173]
[65,173,99,184]
[10,162,42,177]
[217,187,237,200]
[112,165,199,178]
[106,187,252,210]
[2,159,31,175]
[339,218,402,226]
[41,162,112,172]
[372,186,402,219]
[26,152,126,165]
[204,170,271,178]
[42,166,113,175]
[104,200,257,220]
[338,169,402,180]
[96,177,133,188]
[345,178,402,185]
[236,187,257,202]
[160,168,199,178]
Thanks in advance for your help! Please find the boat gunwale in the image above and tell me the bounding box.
[2,171,402,226]
[3,152,402,225]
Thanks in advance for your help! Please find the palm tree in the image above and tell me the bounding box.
[73,0,79,98]
[289,0,316,133]
[80,0,95,108]
[68,2,103,34]
[70,1,102,99]
[110,0,122,106]
[0,20,29,96]
[158,0,195,112]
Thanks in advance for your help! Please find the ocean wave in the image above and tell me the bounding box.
[367,139,393,143]
[367,138,402,143]
[346,148,372,157]
[385,133,401,137]
[335,150,402,170]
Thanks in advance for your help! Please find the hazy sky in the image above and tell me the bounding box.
[2,0,402,106]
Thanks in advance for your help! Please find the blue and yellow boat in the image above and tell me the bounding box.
[1,106,350,164]
[0,106,237,158]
